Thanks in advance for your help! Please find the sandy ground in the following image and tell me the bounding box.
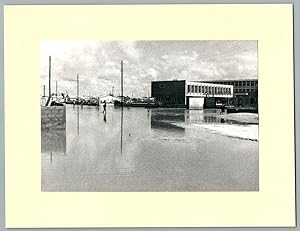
[188,124,258,141]
[174,113,259,141]
[219,112,259,124]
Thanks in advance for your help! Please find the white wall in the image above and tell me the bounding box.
[189,97,204,110]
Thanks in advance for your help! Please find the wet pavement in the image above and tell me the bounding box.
[41,105,258,191]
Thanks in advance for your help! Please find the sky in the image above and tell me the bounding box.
[40,40,257,98]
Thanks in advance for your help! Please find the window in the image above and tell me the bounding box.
[192,85,194,93]
[202,86,204,93]
[188,85,191,93]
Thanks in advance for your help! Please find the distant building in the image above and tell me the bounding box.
[151,80,233,109]
[203,79,258,108]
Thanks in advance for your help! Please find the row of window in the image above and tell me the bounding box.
[156,97,177,102]
[213,81,258,87]
[187,85,232,95]
[234,86,258,90]
[234,88,257,93]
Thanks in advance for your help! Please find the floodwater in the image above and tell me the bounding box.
[41,105,258,191]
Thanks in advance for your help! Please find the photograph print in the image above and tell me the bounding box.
[41,40,258,192]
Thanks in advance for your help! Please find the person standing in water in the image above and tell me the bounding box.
[103,100,107,113]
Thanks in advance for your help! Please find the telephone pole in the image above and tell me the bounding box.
[56,80,58,96]
[77,74,79,100]
[121,60,123,104]
[49,56,51,97]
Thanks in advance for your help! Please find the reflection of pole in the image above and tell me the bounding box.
[77,106,80,135]
[120,106,123,156]
[49,56,51,97]
[77,74,79,101]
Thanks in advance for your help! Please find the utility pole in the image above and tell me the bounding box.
[121,60,123,104]
[45,56,52,106]
[120,60,124,156]
[49,56,51,97]
[77,74,79,101]
[56,80,58,96]
[112,86,114,96]
[43,85,45,97]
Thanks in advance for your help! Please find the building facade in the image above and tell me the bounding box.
[203,79,258,108]
[151,80,233,109]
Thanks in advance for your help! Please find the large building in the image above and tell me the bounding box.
[203,79,258,108]
[151,80,233,109]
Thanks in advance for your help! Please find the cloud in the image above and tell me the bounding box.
[40,40,257,97]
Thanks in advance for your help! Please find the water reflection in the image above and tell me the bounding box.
[151,119,185,132]
[42,105,258,191]
[120,107,123,155]
[77,106,80,135]
[41,129,66,153]
[151,108,185,122]
[149,108,249,133]
[103,112,107,123]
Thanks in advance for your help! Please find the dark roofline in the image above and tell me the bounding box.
[151,80,186,83]
[151,79,257,83]
[199,79,258,82]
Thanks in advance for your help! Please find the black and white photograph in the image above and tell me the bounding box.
[41,40,258,192]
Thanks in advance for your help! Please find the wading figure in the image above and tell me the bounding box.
[220,104,226,115]
[103,100,107,113]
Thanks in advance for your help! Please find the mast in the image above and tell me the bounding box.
[77,74,79,101]
[56,80,58,96]
[49,56,51,97]
[121,60,123,103]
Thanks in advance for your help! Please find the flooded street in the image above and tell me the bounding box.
[42,105,258,191]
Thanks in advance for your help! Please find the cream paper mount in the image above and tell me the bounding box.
[4,4,295,228]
